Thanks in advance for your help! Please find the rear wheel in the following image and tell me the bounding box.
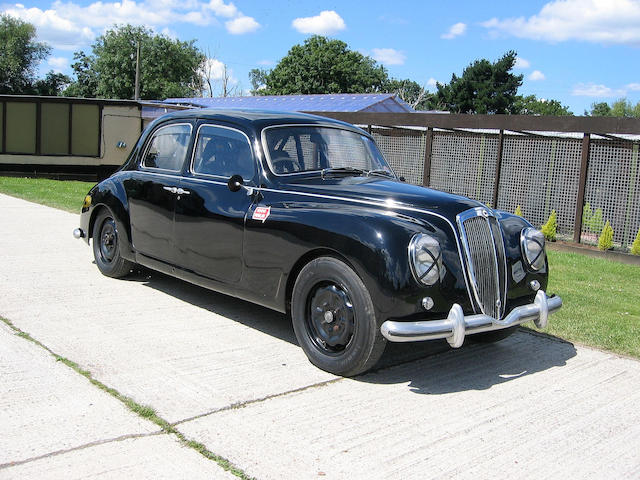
[92,209,133,278]
[291,257,386,376]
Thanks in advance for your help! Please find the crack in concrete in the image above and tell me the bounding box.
[0,431,164,470]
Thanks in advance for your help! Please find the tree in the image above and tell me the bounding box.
[383,78,434,110]
[598,221,614,250]
[541,209,557,241]
[515,94,573,116]
[67,25,204,100]
[256,36,388,95]
[32,71,71,96]
[0,15,50,94]
[433,51,523,114]
[588,98,640,117]
[249,68,268,94]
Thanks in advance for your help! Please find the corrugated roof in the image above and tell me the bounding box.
[163,93,415,113]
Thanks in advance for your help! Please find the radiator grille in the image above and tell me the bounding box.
[458,210,507,319]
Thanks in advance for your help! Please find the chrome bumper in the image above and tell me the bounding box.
[380,290,562,348]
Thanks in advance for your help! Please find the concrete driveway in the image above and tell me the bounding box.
[1,192,639,479]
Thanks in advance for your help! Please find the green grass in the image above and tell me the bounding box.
[544,249,640,358]
[0,176,95,213]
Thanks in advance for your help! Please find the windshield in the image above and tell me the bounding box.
[263,126,394,176]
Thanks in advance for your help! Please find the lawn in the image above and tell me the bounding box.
[1,177,638,358]
[543,249,640,358]
[0,176,95,213]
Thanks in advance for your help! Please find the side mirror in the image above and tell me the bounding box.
[228,174,244,192]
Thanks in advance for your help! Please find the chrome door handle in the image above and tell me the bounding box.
[176,188,190,195]
[163,186,178,194]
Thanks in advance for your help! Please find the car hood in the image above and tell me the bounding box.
[278,176,484,222]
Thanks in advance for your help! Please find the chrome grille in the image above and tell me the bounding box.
[457,208,507,319]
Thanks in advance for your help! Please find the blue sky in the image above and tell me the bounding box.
[2,0,639,113]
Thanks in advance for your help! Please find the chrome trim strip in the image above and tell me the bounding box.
[188,123,256,181]
[380,291,562,345]
[124,169,475,306]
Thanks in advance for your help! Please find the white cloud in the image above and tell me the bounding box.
[571,82,625,97]
[2,0,260,49]
[371,48,406,66]
[292,10,346,35]
[482,0,640,45]
[47,56,69,72]
[627,83,640,91]
[426,77,438,88]
[257,59,274,66]
[514,57,531,69]
[225,15,259,34]
[529,70,546,81]
[441,22,466,39]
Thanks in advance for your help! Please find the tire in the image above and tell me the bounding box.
[470,326,518,344]
[291,257,386,376]
[92,209,134,278]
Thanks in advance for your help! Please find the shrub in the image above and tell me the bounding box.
[515,205,523,217]
[631,228,640,256]
[541,209,557,241]
[590,208,604,234]
[582,203,593,232]
[598,221,614,251]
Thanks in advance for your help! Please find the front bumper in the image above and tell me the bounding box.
[380,290,561,347]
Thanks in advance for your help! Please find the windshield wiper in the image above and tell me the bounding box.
[321,167,366,178]
[366,169,395,178]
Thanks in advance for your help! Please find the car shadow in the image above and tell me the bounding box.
[126,268,577,394]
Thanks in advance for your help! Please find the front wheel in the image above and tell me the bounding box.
[291,257,386,376]
[92,209,134,278]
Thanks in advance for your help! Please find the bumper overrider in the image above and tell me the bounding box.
[380,290,562,347]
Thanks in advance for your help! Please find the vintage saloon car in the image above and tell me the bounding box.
[75,109,562,376]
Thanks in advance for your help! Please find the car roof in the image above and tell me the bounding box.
[156,108,366,135]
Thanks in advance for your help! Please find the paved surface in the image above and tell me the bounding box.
[1,192,640,479]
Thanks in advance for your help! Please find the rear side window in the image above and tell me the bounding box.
[191,125,254,180]
[142,123,192,171]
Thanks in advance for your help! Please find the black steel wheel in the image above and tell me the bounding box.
[92,209,133,278]
[291,257,386,376]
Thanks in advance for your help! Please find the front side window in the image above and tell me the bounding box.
[142,123,192,171]
[191,125,254,179]
[263,126,393,176]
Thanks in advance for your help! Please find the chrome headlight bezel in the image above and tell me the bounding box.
[408,233,443,286]
[520,227,546,271]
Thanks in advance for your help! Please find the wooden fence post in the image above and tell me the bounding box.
[422,127,433,187]
[573,133,591,243]
[492,129,504,208]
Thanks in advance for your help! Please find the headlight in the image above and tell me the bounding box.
[409,233,442,286]
[521,227,545,270]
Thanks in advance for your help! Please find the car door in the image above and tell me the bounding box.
[173,123,257,283]
[124,122,193,265]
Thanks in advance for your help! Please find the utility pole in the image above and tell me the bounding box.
[134,42,141,100]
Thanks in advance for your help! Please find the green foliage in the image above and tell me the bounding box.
[588,98,640,118]
[582,202,593,231]
[33,70,71,96]
[515,205,523,216]
[590,208,604,234]
[541,209,557,241]
[631,228,640,256]
[256,35,388,95]
[598,221,614,250]
[433,51,523,114]
[515,94,573,116]
[383,78,434,110]
[0,14,51,94]
[67,24,205,100]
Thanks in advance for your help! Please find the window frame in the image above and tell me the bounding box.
[188,123,256,181]
[139,122,193,173]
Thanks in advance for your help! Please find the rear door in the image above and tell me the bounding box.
[173,123,257,283]
[124,122,193,265]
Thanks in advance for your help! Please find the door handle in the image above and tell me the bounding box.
[163,186,178,194]
[176,188,190,195]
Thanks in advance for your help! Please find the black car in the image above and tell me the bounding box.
[75,109,562,376]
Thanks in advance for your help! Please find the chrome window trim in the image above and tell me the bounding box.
[140,122,193,173]
[188,123,256,181]
[456,207,508,318]
[260,123,386,177]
